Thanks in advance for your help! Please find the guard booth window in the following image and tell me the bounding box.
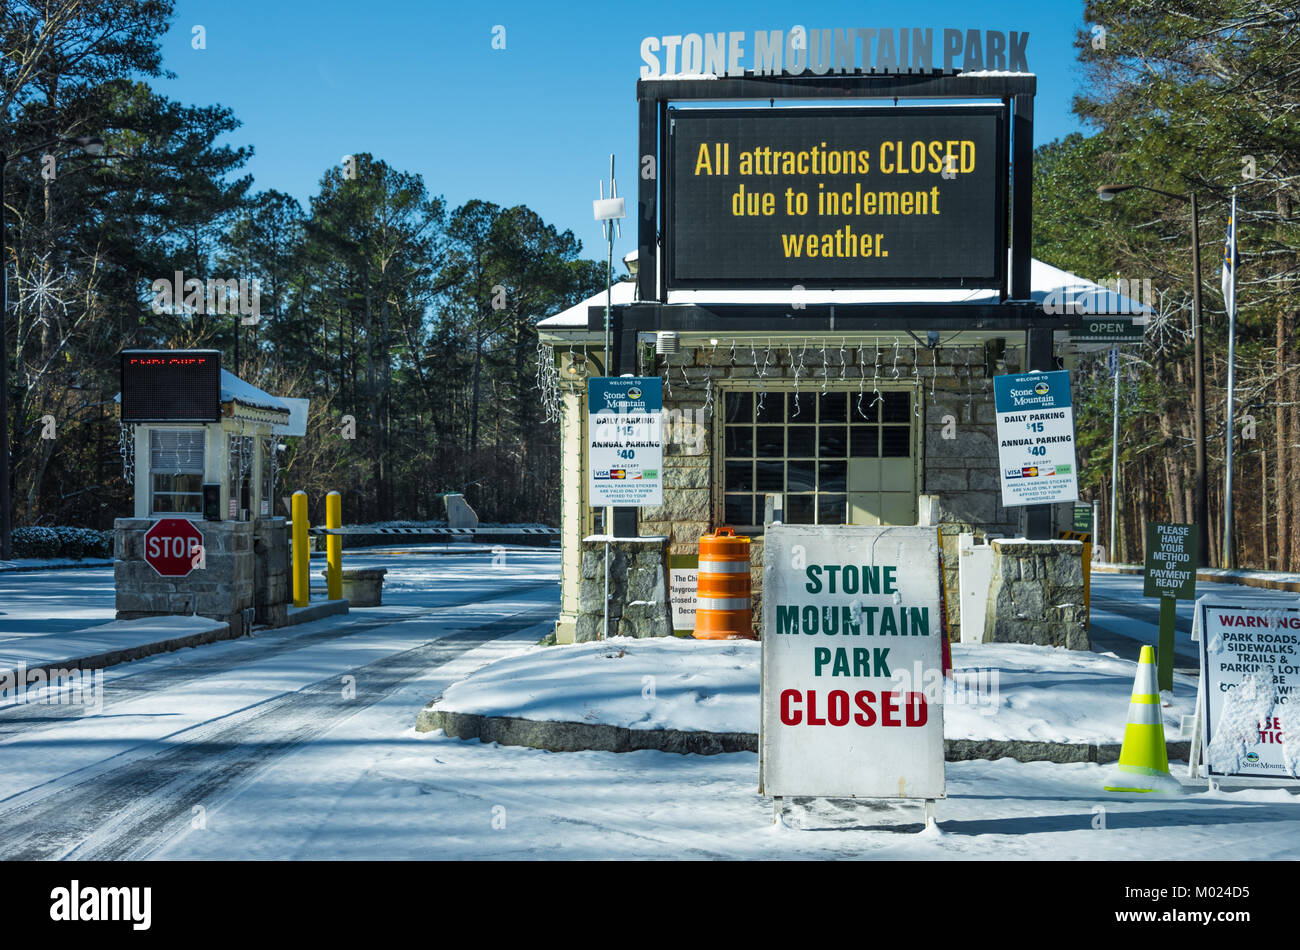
[228,435,254,520]
[722,389,915,530]
[150,429,205,515]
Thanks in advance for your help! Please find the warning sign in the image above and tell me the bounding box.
[669,554,698,635]
[1197,600,1300,783]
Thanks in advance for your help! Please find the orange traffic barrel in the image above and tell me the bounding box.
[695,526,753,639]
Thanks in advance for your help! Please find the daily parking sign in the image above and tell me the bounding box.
[587,377,663,508]
[993,370,1079,507]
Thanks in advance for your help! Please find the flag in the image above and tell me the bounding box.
[1221,210,1237,318]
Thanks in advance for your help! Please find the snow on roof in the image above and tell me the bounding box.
[221,370,290,414]
[538,256,1150,330]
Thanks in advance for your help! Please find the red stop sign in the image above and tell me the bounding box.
[144,518,205,577]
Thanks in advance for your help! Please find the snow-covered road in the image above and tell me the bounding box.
[0,547,559,860]
[2,550,1298,859]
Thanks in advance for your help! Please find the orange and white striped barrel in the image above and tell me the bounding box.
[694,526,753,639]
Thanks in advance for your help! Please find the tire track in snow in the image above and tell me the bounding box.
[0,578,555,740]
[0,603,552,861]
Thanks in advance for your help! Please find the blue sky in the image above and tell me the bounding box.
[156,0,1094,266]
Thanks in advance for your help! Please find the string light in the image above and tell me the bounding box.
[793,340,807,414]
[856,341,867,420]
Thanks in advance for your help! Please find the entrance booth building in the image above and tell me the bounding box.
[539,70,1145,644]
[539,260,1133,644]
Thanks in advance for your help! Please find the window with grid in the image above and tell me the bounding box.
[722,389,912,528]
[150,429,205,515]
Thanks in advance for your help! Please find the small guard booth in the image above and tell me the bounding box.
[113,350,293,636]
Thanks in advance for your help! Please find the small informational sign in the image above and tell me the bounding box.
[761,525,945,800]
[587,377,663,508]
[1145,521,1199,691]
[668,554,698,636]
[1197,600,1300,785]
[1068,317,1145,343]
[1073,504,1093,533]
[993,370,1079,507]
[1143,522,1198,600]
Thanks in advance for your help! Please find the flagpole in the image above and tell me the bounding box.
[1223,186,1238,570]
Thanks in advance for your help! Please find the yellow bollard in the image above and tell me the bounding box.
[326,491,342,601]
[292,490,309,608]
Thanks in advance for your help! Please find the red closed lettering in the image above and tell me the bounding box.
[780,689,801,726]
[827,690,849,726]
[881,691,900,726]
[854,690,877,726]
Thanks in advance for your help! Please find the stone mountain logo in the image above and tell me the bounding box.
[626,386,643,400]
[1034,381,1050,396]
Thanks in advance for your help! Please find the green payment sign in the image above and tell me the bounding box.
[1143,522,1197,600]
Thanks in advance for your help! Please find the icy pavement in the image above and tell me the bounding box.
[0,547,559,859]
[1088,573,1299,671]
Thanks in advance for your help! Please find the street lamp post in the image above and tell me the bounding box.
[1097,183,1209,569]
[0,134,105,560]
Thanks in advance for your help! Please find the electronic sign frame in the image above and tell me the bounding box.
[120,349,222,423]
[664,104,1007,291]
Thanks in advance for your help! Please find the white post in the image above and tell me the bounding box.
[1109,348,1120,562]
[1223,187,1238,569]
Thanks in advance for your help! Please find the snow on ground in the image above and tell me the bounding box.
[153,722,1300,861]
[2,548,1297,861]
[432,636,1197,744]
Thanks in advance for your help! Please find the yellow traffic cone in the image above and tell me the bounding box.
[1104,645,1181,794]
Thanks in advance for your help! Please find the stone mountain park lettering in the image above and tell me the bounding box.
[772,563,932,637]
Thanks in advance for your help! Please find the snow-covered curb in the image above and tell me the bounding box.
[0,615,232,679]
[416,707,1191,763]
[0,557,113,573]
[416,637,1198,758]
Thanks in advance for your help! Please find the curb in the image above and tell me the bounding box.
[0,621,235,682]
[416,707,1192,764]
[0,559,113,574]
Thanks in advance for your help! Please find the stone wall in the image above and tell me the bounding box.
[576,536,672,642]
[984,539,1089,650]
[253,518,290,627]
[114,518,256,637]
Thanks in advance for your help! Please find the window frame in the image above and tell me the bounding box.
[149,427,207,518]
[713,380,922,534]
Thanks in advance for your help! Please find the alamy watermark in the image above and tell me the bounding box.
[0,663,104,714]
[150,270,261,324]
[1041,277,1154,318]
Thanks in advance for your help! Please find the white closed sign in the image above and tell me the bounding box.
[761,525,946,800]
